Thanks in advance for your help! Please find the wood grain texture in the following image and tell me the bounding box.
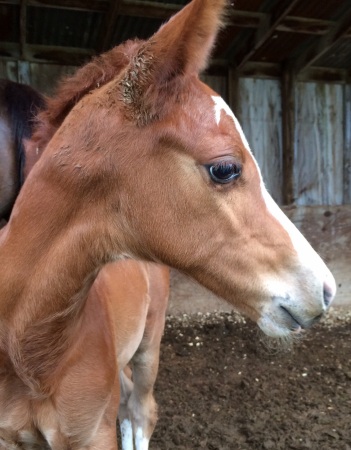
[294,82,344,206]
[235,78,283,204]
[344,84,351,204]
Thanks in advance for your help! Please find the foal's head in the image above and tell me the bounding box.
[29,0,335,338]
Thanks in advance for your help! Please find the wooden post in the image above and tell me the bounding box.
[228,67,240,118]
[282,69,296,205]
[344,82,351,204]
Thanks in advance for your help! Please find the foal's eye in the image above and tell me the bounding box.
[205,161,242,184]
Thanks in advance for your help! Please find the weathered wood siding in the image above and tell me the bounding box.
[0,60,75,95]
[294,82,344,206]
[235,78,283,204]
[201,74,228,101]
[344,85,351,204]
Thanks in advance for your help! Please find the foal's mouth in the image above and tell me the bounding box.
[279,305,304,333]
[279,305,323,333]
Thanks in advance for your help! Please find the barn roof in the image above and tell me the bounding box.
[0,0,351,81]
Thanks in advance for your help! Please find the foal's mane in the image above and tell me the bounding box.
[31,40,142,151]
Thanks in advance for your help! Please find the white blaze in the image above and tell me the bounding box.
[211,95,334,294]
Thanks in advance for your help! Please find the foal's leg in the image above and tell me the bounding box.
[128,264,169,450]
[128,342,163,450]
[119,368,134,450]
[118,334,163,450]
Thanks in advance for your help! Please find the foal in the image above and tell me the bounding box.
[0,80,170,450]
[0,0,335,449]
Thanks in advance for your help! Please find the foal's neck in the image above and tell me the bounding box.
[0,149,124,390]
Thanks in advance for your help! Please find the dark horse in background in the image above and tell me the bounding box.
[0,79,45,221]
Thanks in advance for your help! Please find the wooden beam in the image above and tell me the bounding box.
[292,10,351,73]
[298,66,348,83]
[119,0,179,20]
[277,17,332,35]
[344,85,351,204]
[228,67,240,114]
[27,0,109,12]
[281,69,296,205]
[19,0,27,59]
[229,0,301,69]
[238,61,282,79]
[27,45,94,65]
[98,0,122,52]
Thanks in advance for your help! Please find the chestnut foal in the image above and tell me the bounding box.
[0,81,170,450]
[0,0,336,449]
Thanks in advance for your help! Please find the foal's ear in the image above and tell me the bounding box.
[149,0,228,78]
[119,0,227,124]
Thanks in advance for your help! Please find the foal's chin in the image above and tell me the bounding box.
[258,314,304,339]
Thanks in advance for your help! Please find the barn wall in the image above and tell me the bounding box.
[0,60,75,94]
[235,78,283,204]
[344,85,351,204]
[231,77,349,207]
[294,82,344,206]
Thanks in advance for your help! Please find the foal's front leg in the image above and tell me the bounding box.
[118,343,162,450]
[119,368,134,450]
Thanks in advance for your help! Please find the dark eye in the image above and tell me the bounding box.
[205,161,242,184]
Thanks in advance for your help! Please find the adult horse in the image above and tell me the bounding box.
[0,0,336,449]
[0,79,45,220]
[0,81,170,450]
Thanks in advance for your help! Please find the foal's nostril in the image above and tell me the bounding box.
[323,281,336,308]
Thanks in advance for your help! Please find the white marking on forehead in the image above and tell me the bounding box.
[211,95,252,154]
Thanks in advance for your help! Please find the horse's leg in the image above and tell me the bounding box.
[128,264,169,450]
[119,368,134,450]
[128,342,162,450]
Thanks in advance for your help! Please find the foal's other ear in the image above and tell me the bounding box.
[150,0,228,79]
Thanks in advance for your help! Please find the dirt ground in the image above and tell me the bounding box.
[148,310,351,450]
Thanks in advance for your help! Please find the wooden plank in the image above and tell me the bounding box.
[277,17,332,35]
[18,60,30,84]
[0,42,94,65]
[201,74,228,102]
[282,69,296,204]
[25,45,94,65]
[167,205,351,315]
[298,67,348,84]
[28,0,109,12]
[292,10,351,73]
[30,62,76,94]
[344,84,351,203]
[294,82,344,205]
[235,78,283,204]
[0,60,18,80]
[98,0,122,52]
[229,0,301,69]
[19,0,26,60]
